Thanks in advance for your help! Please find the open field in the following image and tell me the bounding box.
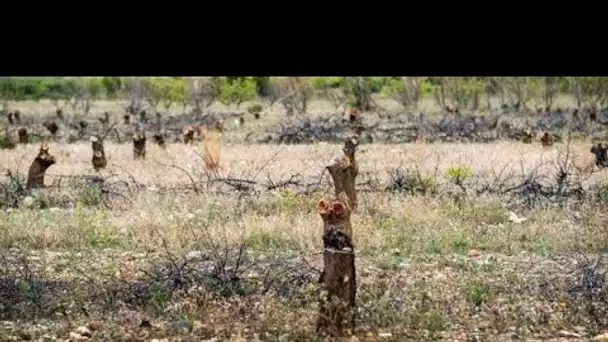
[1,97,608,341]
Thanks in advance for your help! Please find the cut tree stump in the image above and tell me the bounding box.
[316,196,356,337]
[200,120,223,171]
[326,137,359,211]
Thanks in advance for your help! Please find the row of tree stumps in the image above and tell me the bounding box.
[316,134,360,338]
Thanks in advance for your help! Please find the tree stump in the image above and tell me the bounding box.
[17,127,28,144]
[200,120,223,171]
[326,137,359,211]
[316,196,356,337]
[27,143,56,188]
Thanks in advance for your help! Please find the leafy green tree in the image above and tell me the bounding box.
[341,77,375,111]
[381,77,431,109]
[164,77,188,112]
[0,77,19,113]
[60,77,103,115]
[568,77,608,109]
[312,77,343,89]
[140,77,166,112]
[217,77,257,109]
[40,77,69,111]
[101,77,122,99]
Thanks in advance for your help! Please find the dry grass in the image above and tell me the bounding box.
[2,140,608,257]
[1,98,608,341]
[3,138,607,188]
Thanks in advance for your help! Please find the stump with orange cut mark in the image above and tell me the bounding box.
[326,137,359,211]
[200,120,223,171]
[316,196,357,337]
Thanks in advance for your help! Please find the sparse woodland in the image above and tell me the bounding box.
[2,77,608,341]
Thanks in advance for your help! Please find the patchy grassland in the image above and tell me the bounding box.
[1,99,608,341]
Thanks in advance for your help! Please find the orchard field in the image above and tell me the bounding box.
[1,77,608,341]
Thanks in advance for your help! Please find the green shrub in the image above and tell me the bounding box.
[0,135,16,150]
[247,103,263,114]
[445,165,474,186]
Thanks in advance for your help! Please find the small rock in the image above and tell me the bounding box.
[49,207,61,212]
[87,320,101,332]
[69,331,87,340]
[186,251,203,261]
[594,333,608,341]
[378,332,393,338]
[192,320,205,333]
[41,334,55,342]
[75,326,92,337]
[558,330,580,338]
[468,249,480,257]
[507,211,527,223]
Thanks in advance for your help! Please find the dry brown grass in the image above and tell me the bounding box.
[2,139,607,251]
[2,138,606,191]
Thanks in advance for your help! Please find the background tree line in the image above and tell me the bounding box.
[2,77,608,116]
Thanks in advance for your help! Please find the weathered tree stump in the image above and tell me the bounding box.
[316,196,357,337]
[540,131,554,147]
[183,125,195,145]
[132,132,147,160]
[43,120,59,139]
[27,142,56,188]
[17,127,28,144]
[56,108,64,121]
[153,132,166,149]
[13,110,21,125]
[99,112,110,133]
[326,137,359,211]
[90,136,107,171]
[78,120,88,138]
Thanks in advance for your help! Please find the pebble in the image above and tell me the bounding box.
[68,331,87,340]
[75,326,92,337]
[557,330,580,338]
